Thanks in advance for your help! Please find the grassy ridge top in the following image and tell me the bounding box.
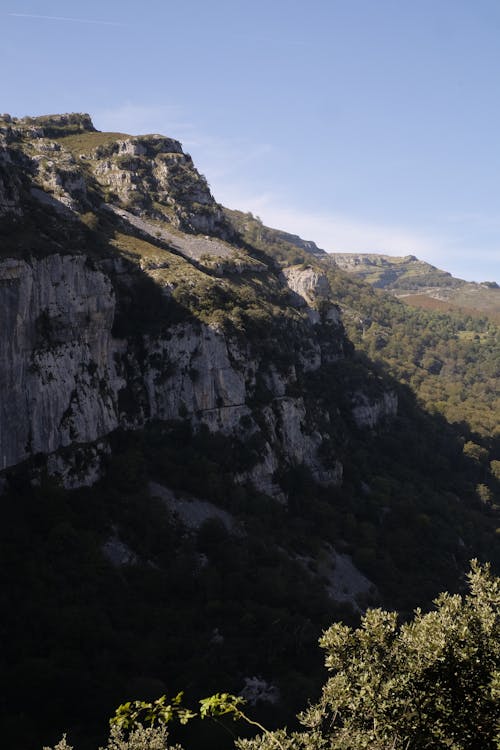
[55,131,131,155]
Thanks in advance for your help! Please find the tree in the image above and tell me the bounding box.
[238,561,500,750]
[490,460,500,482]
[463,441,489,464]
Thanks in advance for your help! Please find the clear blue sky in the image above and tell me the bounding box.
[3,0,500,282]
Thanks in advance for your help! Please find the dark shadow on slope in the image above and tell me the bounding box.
[0,191,499,750]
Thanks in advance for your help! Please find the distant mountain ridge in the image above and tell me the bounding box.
[330,252,500,320]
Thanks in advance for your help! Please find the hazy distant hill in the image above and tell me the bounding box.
[331,252,500,320]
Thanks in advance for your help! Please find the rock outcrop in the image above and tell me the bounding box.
[283,265,341,325]
[352,391,398,429]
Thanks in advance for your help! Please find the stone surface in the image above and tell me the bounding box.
[283,265,341,326]
[352,391,398,429]
[90,135,228,235]
[149,481,239,533]
[0,255,122,470]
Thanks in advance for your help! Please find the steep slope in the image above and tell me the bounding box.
[0,113,356,494]
[0,114,498,750]
[233,212,500,437]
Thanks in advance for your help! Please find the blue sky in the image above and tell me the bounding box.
[3,0,500,282]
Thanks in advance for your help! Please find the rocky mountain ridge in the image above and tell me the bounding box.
[0,113,395,495]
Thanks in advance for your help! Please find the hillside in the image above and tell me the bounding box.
[0,114,499,750]
[330,251,500,320]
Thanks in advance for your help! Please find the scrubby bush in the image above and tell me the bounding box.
[239,561,500,750]
[45,726,182,750]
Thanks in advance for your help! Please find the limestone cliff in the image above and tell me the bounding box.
[0,250,346,494]
[0,113,396,496]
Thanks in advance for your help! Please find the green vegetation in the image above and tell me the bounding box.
[44,562,500,750]
[329,272,500,438]
[230,210,500,476]
[240,561,500,750]
[2,412,499,750]
[55,131,130,156]
[108,228,310,347]
[226,209,317,267]
[0,424,351,750]
[111,693,197,730]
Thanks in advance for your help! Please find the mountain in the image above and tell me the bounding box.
[330,252,500,320]
[0,112,350,492]
[0,114,498,750]
[229,214,500,437]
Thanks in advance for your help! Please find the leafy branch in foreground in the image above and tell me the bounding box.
[111,693,196,730]
[199,693,284,749]
[110,691,284,749]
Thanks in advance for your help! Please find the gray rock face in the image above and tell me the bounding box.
[262,399,342,485]
[283,266,332,305]
[29,112,96,134]
[0,255,122,469]
[352,391,398,429]
[149,481,239,533]
[0,113,230,237]
[142,324,249,423]
[0,252,248,469]
[90,136,226,235]
[34,158,89,211]
[283,265,341,326]
[0,253,348,495]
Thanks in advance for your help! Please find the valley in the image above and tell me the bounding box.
[0,113,498,750]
